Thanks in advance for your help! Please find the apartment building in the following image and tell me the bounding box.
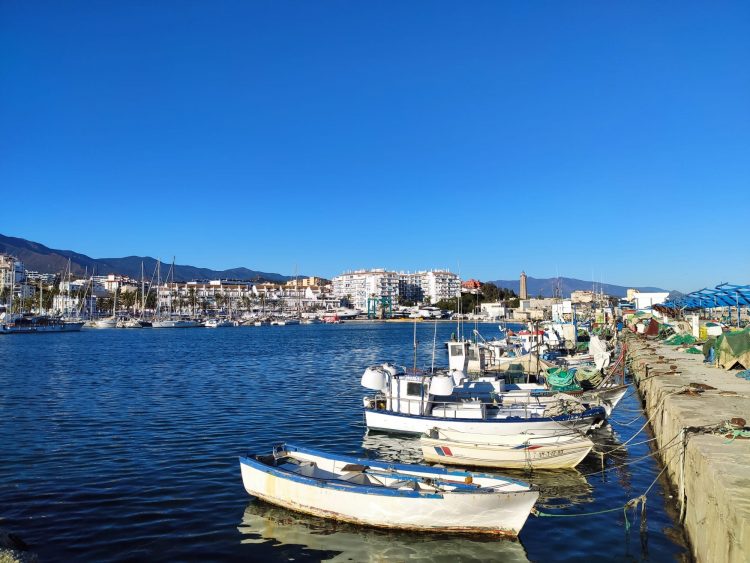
[332,269,400,310]
[333,269,460,310]
[0,254,25,303]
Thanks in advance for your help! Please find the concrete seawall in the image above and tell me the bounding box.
[624,332,750,563]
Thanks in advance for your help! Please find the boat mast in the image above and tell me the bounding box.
[157,259,161,319]
[9,257,15,315]
[90,269,95,319]
[141,261,145,317]
[412,318,418,374]
[295,265,300,319]
[169,257,174,317]
[112,278,117,319]
[431,319,438,374]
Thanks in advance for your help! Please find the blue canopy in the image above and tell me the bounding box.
[661,283,750,310]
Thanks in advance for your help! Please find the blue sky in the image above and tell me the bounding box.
[1,1,748,292]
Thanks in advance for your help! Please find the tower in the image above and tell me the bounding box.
[519,271,528,300]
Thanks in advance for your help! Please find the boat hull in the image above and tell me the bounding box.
[151,320,201,328]
[585,384,629,416]
[420,430,593,470]
[90,319,117,329]
[1,321,84,334]
[364,407,604,436]
[239,450,538,536]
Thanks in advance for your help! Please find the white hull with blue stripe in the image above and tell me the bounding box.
[364,405,605,436]
[239,443,539,536]
[421,427,594,469]
[361,364,607,436]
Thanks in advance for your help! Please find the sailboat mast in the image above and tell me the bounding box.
[9,258,15,315]
[169,257,175,317]
[90,269,94,318]
[157,259,161,319]
[141,261,145,316]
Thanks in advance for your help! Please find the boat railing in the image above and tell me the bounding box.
[371,393,549,420]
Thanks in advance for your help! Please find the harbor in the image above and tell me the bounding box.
[1,321,691,561]
[3,2,748,560]
[3,249,749,560]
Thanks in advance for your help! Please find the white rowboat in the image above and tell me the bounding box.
[239,443,539,537]
[421,427,594,470]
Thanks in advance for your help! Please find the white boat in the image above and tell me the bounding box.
[204,318,235,328]
[152,318,201,328]
[271,318,300,326]
[253,319,270,327]
[90,317,117,329]
[239,443,539,536]
[361,364,607,436]
[446,340,627,416]
[420,427,594,470]
[117,318,142,328]
[444,374,628,417]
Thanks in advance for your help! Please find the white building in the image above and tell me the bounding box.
[480,302,508,319]
[630,291,670,310]
[0,254,26,304]
[332,269,400,311]
[400,270,461,305]
[333,269,461,311]
[52,294,82,316]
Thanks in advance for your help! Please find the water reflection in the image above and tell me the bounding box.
[238,500,530,562]
[361,432,424,464]
[360,432,595,510]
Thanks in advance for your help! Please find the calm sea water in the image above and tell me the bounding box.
[0,323,687,561]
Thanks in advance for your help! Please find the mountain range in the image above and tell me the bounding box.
[488,276,668,299]
[1,234,670,295]
[0,234,292,282]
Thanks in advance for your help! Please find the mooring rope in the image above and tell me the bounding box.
[532,447,678,533]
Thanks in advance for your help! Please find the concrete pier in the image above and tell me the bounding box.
[624,332,750,563]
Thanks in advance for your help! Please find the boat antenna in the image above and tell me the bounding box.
[430,318,438,374]
[412,317,418,374]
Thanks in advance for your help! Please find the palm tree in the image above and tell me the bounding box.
[188,288,197,316]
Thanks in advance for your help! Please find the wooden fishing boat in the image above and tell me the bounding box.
[239,443,539,536]
[420,427,594,470]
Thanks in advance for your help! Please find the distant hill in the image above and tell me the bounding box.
[0,233,292,282]
[488,276,669,298]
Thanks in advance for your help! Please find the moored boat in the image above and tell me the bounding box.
[90,317,117,329]
[362,364,607,436]
[420,427,594,470]
[204,318,235,328]
[1,315,84,334]
[239,443,539,536]
[152,317,201,328]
